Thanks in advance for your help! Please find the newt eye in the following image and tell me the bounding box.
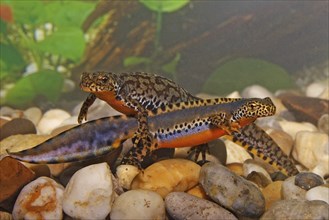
[99,76,108,83]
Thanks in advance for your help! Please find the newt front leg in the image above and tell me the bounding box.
[78,93,97,124]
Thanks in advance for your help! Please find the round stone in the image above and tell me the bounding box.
[295,172,324,190]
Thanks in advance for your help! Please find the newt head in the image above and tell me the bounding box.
[231,97,276,126]
[80,71,117,92]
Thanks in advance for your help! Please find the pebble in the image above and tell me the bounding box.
[131,159,200,198]
[110,189,165,220]
[23,107,42,126]
[12,177,64,220]
[165,192,237,220]
[261,199,329,220]
[37,109,71,134]
[199,162,265,218]
[243,160,272,185]
[266,128,294,156]
[241,85,274,99]
[186,185,208,199]
[306,81,328,98]
[63,163,114,220]
[0,118,36,141]
[0,211,12,220]
[226,163,244,176]
[294,172,324,190]
[292,131,328,176]
[261,181,283,210]
[246,172,272,188]
[278,120,317,139]
[281,176,306,200]
[0,157,35,203]
[305,185,329,204]
[116,164,140,189]
[0,117,9,127]
[318,114,329,133]
[224,139,252,164]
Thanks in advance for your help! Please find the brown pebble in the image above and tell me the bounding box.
[261,181,283,210]
[0,118,36,141]
[295,172,324,190]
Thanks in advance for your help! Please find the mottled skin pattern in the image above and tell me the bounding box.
[79,72,299,175]
[7,98,281,171]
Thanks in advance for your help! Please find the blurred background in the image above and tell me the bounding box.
[0,0,328,111]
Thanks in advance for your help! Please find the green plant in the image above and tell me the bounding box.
[124,0,189,81]
[0,0,97,107]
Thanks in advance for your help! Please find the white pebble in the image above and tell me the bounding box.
[225,140,252,164]
[306,185,329,204]
[24,107,42,125]
[110,189,165,220]
[278,120,317,139]
[116,165,140,189]
[37,109,71,134]
[12,177,64,220]
[63,163,114,220]
[281,176,306,200]
[306,82,328,98]
[292,131,328,174]
[241,85,274,98]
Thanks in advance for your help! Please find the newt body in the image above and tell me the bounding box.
[8,98,273,164]
[79,72,299,175]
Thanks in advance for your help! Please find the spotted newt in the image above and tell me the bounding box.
[78,72,299,175]
[7,97,291,173]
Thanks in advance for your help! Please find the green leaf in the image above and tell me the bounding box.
[6,0,44,25]
[4,70,64,107]
[36,27,85,61]
[161,53,181,73]
[139,0,189,13]
[202,58,294,95]
[123,56,152,67]
[0,19,7,34]
[0,43,26,73]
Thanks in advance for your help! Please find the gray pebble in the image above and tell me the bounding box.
[281,176,306,200]
[199,162,265,218]
[261,199,329,220]
[165,192,237,220]
[295,172,324,190]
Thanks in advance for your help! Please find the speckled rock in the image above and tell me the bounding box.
[305,185,329,204]
[37,109,71,134]
[12,177,64,220]
[261,199,329,220]
[0,157,35,202]
[261,181,283,210]
[165,192,237,220]
[292,131,328,176]
[295,172,324,190]
[63,163,114,220]
[116,164,140,189]
[110,189,165,220]
[281,176,306,200]
[131,159,200,198]
[225,140,252,164]
[278,120,317,139]
[200,162,265,218]
[0,118,36,141]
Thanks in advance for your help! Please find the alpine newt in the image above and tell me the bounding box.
[7,97,291,172]
[78,71,299,175]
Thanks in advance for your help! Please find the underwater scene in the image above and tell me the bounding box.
[0,1,328,219]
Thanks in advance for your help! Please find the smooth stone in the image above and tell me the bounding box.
[281,176,306,200]
[131,159,200,198]
[0,117,9,127]
[165,192,237,220]
[186,185,208,199]
[278,120,317,139]
[0,118,36,141]
[305,185,329,204]
[295,172,324,190]
[226,163,244,176]
[12,177,64,220]
[306,81,328,98]
[0,157,35,202]
[292,131,328,175]
[0,134,52,155]
[0,211,12,220]
[37,109,71,134]
[224,139,252,164]
[246,172,272,188]
[241,85,274,99]
[23,107,42,126]
[110,189,165,220]
[311,141,329,177]
[243,160,272,186]
[318,114,329,133]
[116,164,140,189]
[63,163,114,220]
[28,164,51,178]
[261,181,283,210]
[266,128,294,156]
[200,162,265,218]
[261,199,329,220]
